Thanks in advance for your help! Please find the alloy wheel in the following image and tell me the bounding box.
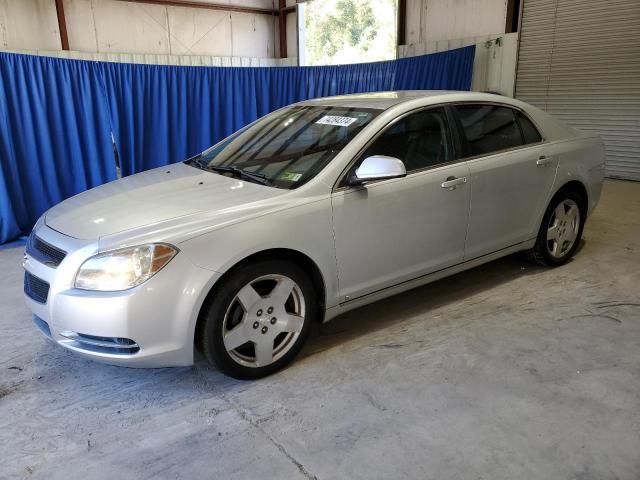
[221,274,306,368]
[546,199,580,259]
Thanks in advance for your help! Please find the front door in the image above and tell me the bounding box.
[331,107,471,301]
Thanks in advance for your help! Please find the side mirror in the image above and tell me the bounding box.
[348,155,407,185]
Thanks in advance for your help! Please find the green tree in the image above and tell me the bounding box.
[305,0,396,65]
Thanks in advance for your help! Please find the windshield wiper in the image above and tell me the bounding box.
[186,156,272,186]
[185,154,208,170]
[207,165,272,186]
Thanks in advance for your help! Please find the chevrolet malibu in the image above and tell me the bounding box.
[23,91,605,379]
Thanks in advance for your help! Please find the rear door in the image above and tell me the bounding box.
[452,104,558,259]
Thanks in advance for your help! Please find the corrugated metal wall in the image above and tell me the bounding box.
[515,0,640,180]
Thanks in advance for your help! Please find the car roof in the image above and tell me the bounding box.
[298,90,518,110]
[298,90,582,142]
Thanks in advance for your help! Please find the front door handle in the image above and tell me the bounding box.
[441,176,467,190]
[536,155,552,167]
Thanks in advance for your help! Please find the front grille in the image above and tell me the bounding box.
[26,232,67,267]
[24,272,50,304]
[59,331,140,355]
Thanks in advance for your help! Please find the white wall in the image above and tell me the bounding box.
[400,0,517,96]
[3,48,296,66]
[0,0,278,58]
[405,0,507,44]
[0,0,60,50]
[472,33,518,96]
[399,32,519,97]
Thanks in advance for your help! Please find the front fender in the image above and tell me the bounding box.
[177,197,340,308]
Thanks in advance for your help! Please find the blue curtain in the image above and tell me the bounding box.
[0,53,116,243]
[104,46,475,175]
[0,45,474,244]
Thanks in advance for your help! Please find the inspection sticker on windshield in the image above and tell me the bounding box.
[316,115,358,127]
[280,172,303,182]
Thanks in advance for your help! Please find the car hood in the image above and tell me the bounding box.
[45,162,286,240]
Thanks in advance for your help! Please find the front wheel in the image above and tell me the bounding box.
[526,190,586,267]
[199,260,316,379]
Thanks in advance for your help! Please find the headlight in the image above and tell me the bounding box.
[75,244,178,291]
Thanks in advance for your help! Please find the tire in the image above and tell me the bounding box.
[199,259,316,379]
[525,190,586,267]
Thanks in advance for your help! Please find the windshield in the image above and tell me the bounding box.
[189,105,380,189]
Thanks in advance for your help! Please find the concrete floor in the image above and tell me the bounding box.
[1,179,639,480]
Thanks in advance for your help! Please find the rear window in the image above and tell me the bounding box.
[455,105,524,156]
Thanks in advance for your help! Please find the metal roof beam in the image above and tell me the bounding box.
[114,0,279,16]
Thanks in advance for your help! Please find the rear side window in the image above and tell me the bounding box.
[455,105,523,156]
[516,111,543,144]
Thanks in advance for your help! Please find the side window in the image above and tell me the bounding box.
[516,111,543,144]
[361,108,453,173]
[455,105,524,156]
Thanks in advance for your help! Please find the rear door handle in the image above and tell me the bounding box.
[441,176,467,190]
[536,155,552,167]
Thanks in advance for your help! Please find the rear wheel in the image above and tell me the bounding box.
[526,190,586,267]
[199,260,315,379]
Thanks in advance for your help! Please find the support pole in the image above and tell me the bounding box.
[54,0,70,51]
[278,0,287,58]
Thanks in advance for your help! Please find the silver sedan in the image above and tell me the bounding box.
[23,91,605,378]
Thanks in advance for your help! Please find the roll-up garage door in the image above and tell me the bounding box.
[515,0,640,180]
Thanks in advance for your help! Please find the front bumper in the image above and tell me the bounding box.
[23,224,220,367]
